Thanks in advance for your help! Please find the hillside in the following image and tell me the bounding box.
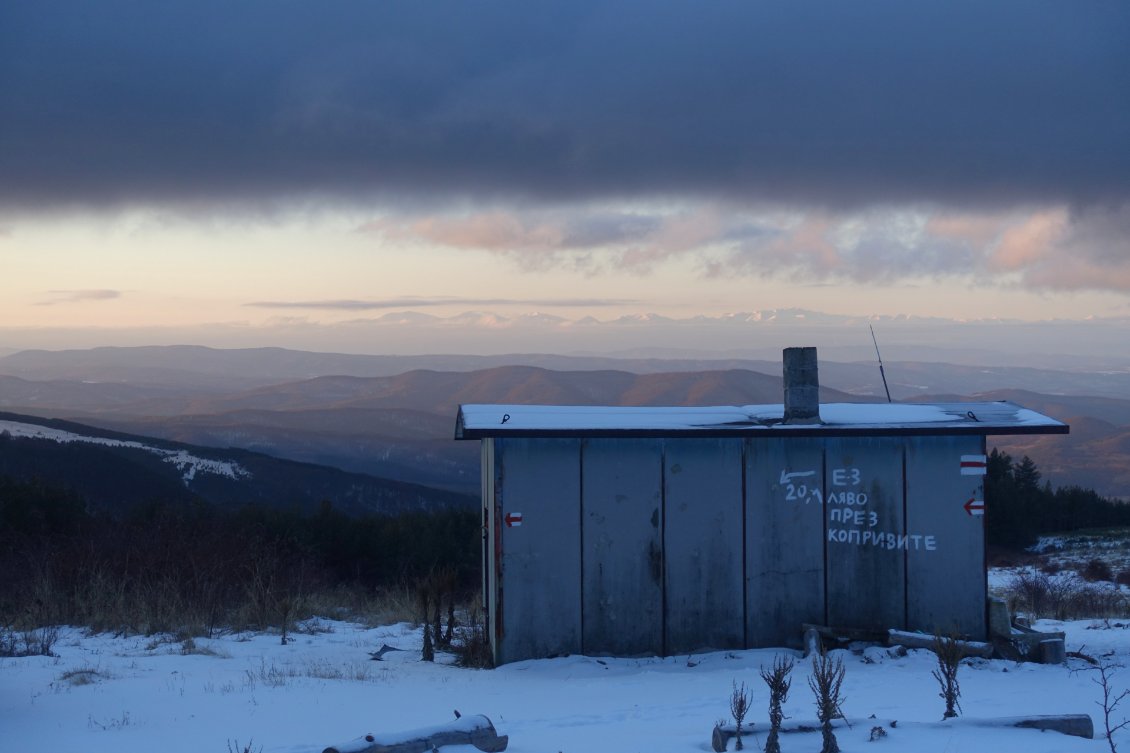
[0,413,475,516]
[41,367,872,494]
[2,346,1127,498]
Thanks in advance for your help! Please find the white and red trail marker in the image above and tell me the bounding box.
[504,512,523,527]
[963,497,985,516]
[960,454,988,475]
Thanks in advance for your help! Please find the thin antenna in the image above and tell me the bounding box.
[870,324,892,403]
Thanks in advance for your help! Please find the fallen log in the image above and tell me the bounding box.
[323,714,508,753]
[711,714,1092,751]
[886,629,994,659]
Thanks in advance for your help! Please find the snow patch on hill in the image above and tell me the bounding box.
[0,419,249,483]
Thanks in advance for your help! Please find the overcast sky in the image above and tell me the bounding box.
[1,1,1128,356]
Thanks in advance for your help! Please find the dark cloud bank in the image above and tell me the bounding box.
[1,0,1127,211]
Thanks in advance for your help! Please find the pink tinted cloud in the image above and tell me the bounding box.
[924,213,1010,245]
[988,209,1069,272]
[365,202,1130,293]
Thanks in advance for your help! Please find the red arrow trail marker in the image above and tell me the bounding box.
[964,498,985,516]
[504,512,523,528]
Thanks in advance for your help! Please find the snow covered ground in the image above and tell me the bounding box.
[3,617,1129,753]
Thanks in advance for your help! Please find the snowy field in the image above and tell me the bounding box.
[4,617,1130,753]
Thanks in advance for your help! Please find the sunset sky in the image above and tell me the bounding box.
[1,1,1128,356]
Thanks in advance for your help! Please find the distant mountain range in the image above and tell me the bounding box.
[0,412,475,516]
[0,345,1127,500]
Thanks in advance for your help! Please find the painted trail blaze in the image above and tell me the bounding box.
[959,454,987,475]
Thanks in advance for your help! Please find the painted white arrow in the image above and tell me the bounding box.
[780,469,817,484]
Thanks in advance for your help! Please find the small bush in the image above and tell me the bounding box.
[1004,569,1129,621]
[809,652,847,753]
[453,610,493,669]
[1083,559,1115,583]
[760,654,794,753]
[0,625,59,657]
[729,680,752,751]
[931,634,963,719]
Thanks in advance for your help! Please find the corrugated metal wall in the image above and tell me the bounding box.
[487,434,987,664]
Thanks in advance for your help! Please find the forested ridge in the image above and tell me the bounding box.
[0,476,478,634]
[986,449,1130,550]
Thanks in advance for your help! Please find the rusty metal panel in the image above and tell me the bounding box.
[496,438,582,664]
[582,438,664,656]
[663,438,744,654]
[745,437,826,647]
[905,436,987,639]
[824,437,906,631]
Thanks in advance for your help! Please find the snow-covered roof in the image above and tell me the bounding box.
[454,401,1068,439]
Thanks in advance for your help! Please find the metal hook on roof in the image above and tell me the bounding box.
[966,410,979,421]
[501,413,510,425]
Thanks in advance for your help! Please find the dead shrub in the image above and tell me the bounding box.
[0,625,59,657]
[931,634,963,719]
[760,654,794,753]
[1083,559,1115,583]
[729,680,752,751]
[809,651,847,753]
[1005,569,1129,621]
[452,610,493,669]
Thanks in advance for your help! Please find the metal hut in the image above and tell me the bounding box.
[453,348,1068,666]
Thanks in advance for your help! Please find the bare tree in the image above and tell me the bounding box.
[418,584,434,662]
[730,680,752,750]
[931,633,964,719]
[808,651,847,753]
[1093,661,1130,753]
[760,655,794,753]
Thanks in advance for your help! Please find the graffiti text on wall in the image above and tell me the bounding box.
[824,466,939,552]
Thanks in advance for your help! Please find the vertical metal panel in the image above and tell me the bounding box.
[582,438,664,656]
[745,438,826,647]
[496,438,582,664]
[482,440,499,666]
[663,439,744,654]
[905,436,987,638]
[825,437,906,630]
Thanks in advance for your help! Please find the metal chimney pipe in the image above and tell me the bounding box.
[783,346,821,424]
